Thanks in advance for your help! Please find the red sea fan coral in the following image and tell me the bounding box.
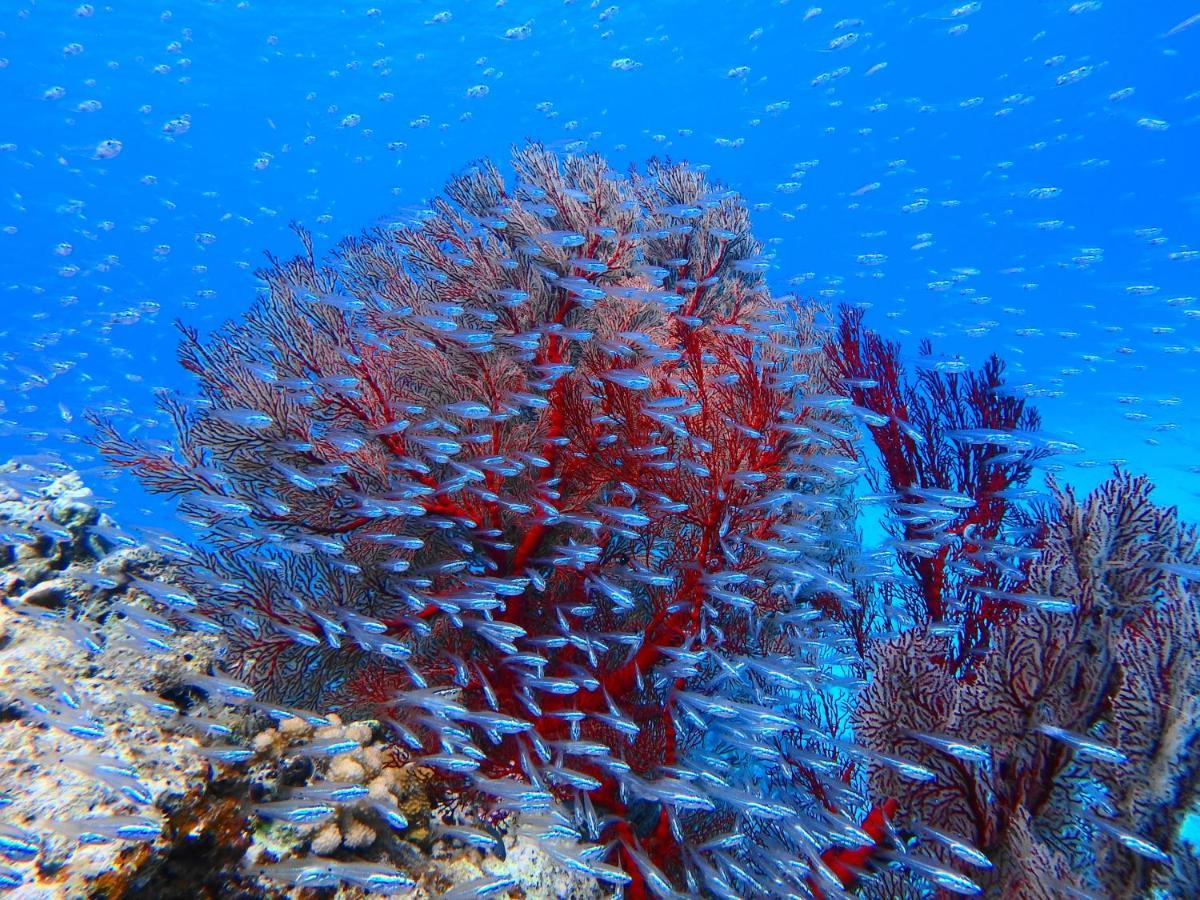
[825,305,1050,668]
[89,144,884,897]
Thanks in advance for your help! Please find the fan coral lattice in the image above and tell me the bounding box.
[856,473,1200,897]
[830,307,1200,899]
[90,144,884,897]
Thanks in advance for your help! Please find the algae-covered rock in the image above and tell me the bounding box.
[0,459,610,898]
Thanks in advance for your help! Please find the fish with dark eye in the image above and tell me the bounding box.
[1037,725,1128,764]
[43,815,163,844]
[210,407,274,429]
[191,744,255,765]
[129,577,198,610]
[253,799,337,826]
[421,753,482,774]
[435,823,502,853]
[0,824,40,862]
[914,824,993,869]
[1084,814,1170,864]
[882,850,981,895]
[599,368,652,390]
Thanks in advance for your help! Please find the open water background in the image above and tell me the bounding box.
[1,0,1198,526]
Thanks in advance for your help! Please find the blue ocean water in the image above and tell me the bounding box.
[3,1,1199,533]
[1,1,1199,891]
[2,0,1199,526]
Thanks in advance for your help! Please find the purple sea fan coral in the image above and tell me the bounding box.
[853,472,1200,898]
[90,143,881,896]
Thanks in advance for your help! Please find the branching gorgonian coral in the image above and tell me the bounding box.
[67,146,1200,899]
[853,472,1199,897]
[823,309,1198,896]
[89,143,887,897]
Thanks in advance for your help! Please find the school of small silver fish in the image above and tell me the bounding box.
[0,1,1197,897]
[0,1,1192,512]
